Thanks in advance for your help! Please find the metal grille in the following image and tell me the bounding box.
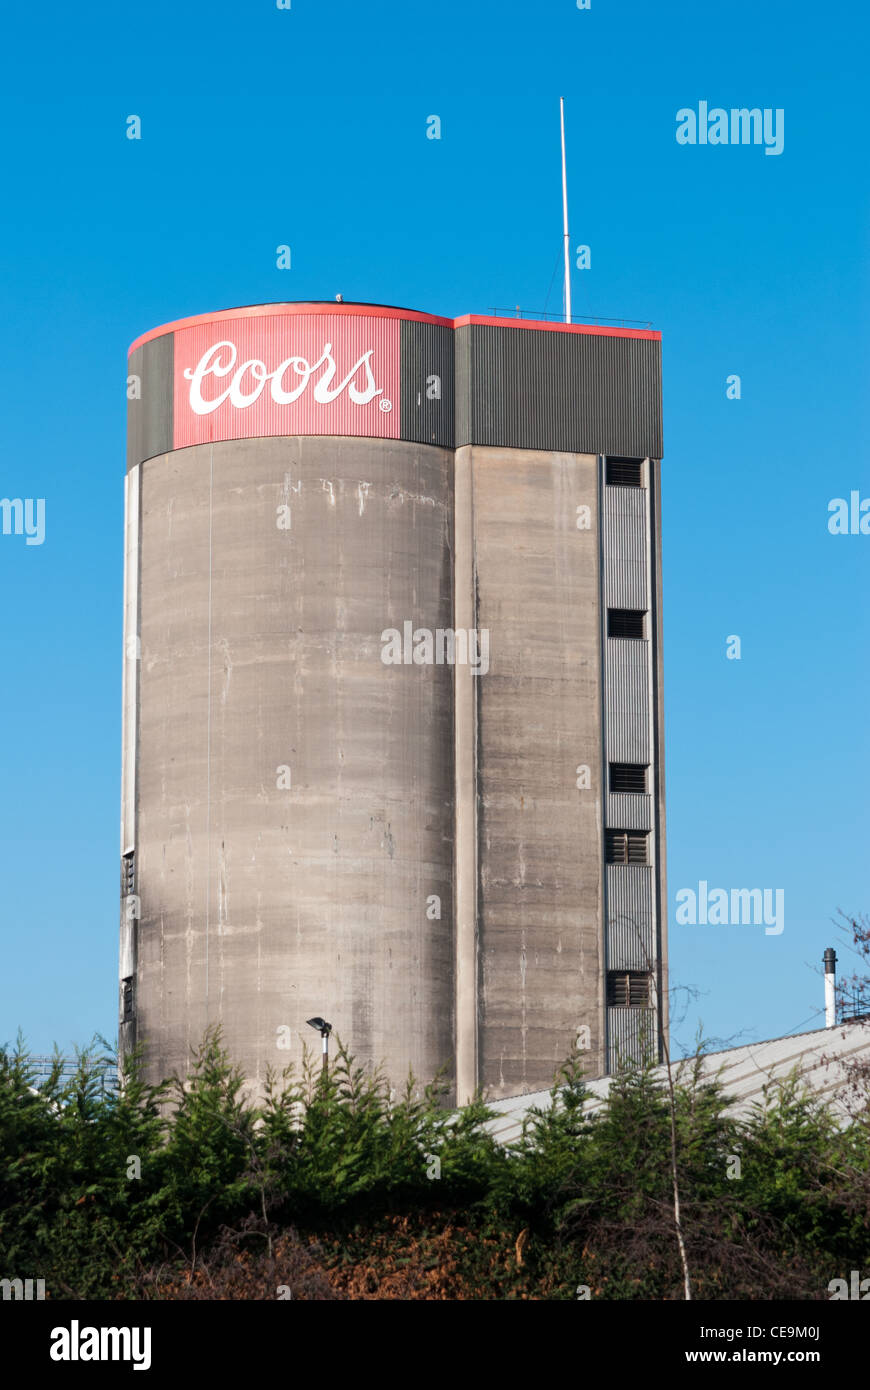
[605,829,648,865]
[120,976,135,1023]
[606,456,644,487]
[607,970,652,1008]
[609,762,647,794]
[121,851,135,897]
[607,608,646,639]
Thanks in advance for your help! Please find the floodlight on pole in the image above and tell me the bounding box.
[306,1017,333,1074]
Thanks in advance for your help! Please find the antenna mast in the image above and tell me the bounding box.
[560,96,572,325]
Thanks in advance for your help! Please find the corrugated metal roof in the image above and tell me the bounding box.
[483,1021,870,1147]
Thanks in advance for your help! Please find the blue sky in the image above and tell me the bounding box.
[0,0,867,1065]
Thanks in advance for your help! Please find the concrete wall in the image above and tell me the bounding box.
[464,447,605,1096]
[131,435,455,1093]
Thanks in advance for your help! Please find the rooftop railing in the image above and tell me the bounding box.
[484,306,655,329]
[22,1056,118,1094]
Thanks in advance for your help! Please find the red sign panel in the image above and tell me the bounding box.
[172,312,401,448]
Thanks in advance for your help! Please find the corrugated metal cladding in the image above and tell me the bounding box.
[607,792,652,831]
[399,320,454,447]
[604,640,650,763]
[453,326,471,448]
[606,865,655,970]
[608,1008,657,1069]
[172,313,402,449]
[127,313,661,467]
[604,485,648,610]
[458,326,662,458]
[127,335,173,471]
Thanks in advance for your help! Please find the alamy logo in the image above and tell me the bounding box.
[184,339,385,415]
[828,1271,870,1299]
[675,881,784,936]
[0,1277,45,1300]
[381,621,490,675]
[1,498,45,546]
[828,492,870,534]
[49,1320,151,1370]
[676,102,784,156]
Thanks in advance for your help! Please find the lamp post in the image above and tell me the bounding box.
[306,1017,333,1076]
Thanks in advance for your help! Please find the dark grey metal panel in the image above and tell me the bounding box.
[454,325,472,447]
[400,320,454,447]
[606,864,655,970]
[604,483,648,610]
[463,326,662,457]
[605,638,650,763]
[607,792,652,831]
[607,1008,657,1069]
[127,335,173,470]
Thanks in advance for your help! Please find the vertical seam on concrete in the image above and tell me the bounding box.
[454,445,478,1103]
[205,444,214,1020]
[596,453,609,1076]
[121,465,142,855]
[133,463,143,1048]
[121,474,132,857]
[472,465,482,1092]
[120,462,143,1055]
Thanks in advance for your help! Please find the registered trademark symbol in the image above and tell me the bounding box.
[379,398,392,413]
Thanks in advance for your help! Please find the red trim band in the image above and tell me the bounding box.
[129,302,453,355]
[129,303,660,356]
[454,314,660,340]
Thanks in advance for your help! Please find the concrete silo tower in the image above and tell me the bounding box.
[120,301,666,1104]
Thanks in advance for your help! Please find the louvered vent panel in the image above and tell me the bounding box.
[609,762,647,794]
[605,456,644,487]
[605,829,649,865]
[607,608,646,639]
[606,970,652,1008]
[121,851,135,897]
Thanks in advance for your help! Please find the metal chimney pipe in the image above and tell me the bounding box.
[824,947,837,1027]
